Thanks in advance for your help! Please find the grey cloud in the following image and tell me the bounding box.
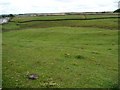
[0,2,11,5]
[32,5,39,8]
[98,4,107,7]
[55,0,73,2]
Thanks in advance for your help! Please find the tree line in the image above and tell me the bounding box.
[0,14,14,18]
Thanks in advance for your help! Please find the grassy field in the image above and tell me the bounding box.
[11,14,118,22]
[2,14,118,88]
[2,14,118,31]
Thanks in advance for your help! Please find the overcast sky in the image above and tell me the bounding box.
[0,0,119,14]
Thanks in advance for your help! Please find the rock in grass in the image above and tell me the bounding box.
[27,74,38,80]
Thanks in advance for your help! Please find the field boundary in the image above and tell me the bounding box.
[17,17,119,23]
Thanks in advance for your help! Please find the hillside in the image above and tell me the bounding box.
[2,14,119,31]
[2,14,118,88]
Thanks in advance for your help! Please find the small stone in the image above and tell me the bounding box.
[28,74,38,80]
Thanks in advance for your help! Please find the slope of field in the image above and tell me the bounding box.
[11,14,118,22]
[2,15,118,88]
[2,14,119,31]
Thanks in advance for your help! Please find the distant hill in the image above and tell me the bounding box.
[114,9,120,13]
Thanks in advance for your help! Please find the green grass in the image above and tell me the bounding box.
[3,27,118,88]
[20,18,118,29]
[2,18,118,31]
[2,14,118,31]
[2,15,118,88]
[11,14,118,22]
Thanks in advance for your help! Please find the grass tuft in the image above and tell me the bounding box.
[75,55,85,59]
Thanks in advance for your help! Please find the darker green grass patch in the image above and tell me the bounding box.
[91,51,99,54]
[108,48,112,50]
[64,53,71,58]
[75,55,85,59]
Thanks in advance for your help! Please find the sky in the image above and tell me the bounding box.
[0,0,119,14]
